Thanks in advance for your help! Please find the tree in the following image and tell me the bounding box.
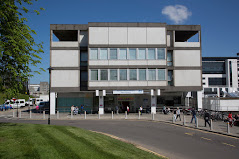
[0,0,45,99]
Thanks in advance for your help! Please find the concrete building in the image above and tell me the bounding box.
[29,82,49,97]
[49,22,202,115]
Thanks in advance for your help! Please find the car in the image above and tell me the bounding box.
[38,101,49,109]
[0,104,12,111]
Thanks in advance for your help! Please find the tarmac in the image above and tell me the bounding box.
[1,107,239,138]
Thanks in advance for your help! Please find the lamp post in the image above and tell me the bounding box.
[48,67,53,125]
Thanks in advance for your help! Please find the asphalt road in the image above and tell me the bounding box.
[1,118,238,159]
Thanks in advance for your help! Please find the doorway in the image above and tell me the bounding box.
[121,101,129,112]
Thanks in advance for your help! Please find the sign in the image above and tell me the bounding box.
[117,97,134,101]
[113,90,144,94]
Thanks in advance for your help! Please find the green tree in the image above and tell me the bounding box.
[0,0,44,99]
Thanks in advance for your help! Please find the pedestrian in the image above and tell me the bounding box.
[167,107,170,114]
[80,105,84,114]
[163,105,166,114]
[139,106,143,115]
[127,106,130,115]
[228,112,233,127]
[173,109,177,121]
[176,107,181,121]
[74,106,79,115]
[146,105,150,114]
[190,107,197,124]
[71,105,75,114]
[204,110,211,127]
[115,106,119,114]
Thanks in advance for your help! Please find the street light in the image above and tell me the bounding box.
[48,67,53,125]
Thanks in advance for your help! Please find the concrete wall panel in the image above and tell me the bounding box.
[51,70,79,87]
[109,27,127,44]
[147,27,166,44]
[89,27,108,44]
[51,50,79,67]
[174,50,201,67]
[128,27,147,44]
[174,70,201,86]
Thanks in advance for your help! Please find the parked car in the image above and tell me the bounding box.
[38,101,49,109]
[25,98,33,106]
[11,99,26,109]
[0,104,12,111]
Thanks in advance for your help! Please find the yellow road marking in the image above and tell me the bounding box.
[90,130,168,158]
[185,133,193,136]
[222,143,236,147]
[201,137,211,141]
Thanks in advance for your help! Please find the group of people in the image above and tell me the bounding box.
[71,105,84,115]
[227,112,239,127]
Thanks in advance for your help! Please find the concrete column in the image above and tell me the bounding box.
[50,92,56,115]
[99,96,104,115]
[197,91,203,110]
[57,111,59,119]
[151,95,156,114]
[30,111,32,119]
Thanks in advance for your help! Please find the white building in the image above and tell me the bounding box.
[49,23,202,114]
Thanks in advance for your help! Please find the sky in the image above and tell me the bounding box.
[23,0,239,84]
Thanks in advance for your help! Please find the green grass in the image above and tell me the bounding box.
[0,123,164,159]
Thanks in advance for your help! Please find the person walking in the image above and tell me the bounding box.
[173,109,177,121]
[139,106,143,115]
[127,106,130,115]
[204,110,211,127]
[176,107,181,121]
[71,105,75,115]
[190,107,197,124]
[228,112,233,127]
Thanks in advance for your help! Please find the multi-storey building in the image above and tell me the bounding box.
[201,57,238,97]
[49,23,202,114]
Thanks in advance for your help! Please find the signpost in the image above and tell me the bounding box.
[12,98,18,117]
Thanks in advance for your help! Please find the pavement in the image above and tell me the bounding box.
[1,108,239,159]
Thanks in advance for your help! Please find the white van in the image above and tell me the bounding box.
[32,98,44,106]
[25,98,33,106]
[12,99,26,108]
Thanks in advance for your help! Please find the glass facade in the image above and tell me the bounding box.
[91,70,98,80]
[99,48,108,60]
[138,49,146,59]
[202,62,225,74]
[90,48,98,59]
[129,69,137,80]
[110,48,117,59]
[148,69,156,80]
[208,78,226,86]
[148,49,155,60]
[158,69,165,80]
[110,69,118,80]
[167,51,173,66]
[120,69,127,80]
[158,48,165,60]
[129,49,136,60]
[139,69,146,81]
[119,48,127,59]
[100,69,108,80]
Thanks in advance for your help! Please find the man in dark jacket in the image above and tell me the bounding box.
[190,107,197,124]
[204,110,211,127]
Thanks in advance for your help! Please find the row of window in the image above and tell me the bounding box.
[89,48,166,60]
[90,69,167,81]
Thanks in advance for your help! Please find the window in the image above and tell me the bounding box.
[139,69,146,81]
[148,69,156,80]
[167,51,173,66]
[80,51,88,61]
[208,78,226,86]
[129,49,136,60]
[90,48,98,60]
[158,69,165,80]
[99,48,108,60]
[148,48,155,60]
[119,48,127,59]
[138,48,146,59]
[110,69,118,80]
[157,48,165,59]
[168,70,173,86]
[91,70,98,80]
[129,69,137,80]
[120,69,127,80]
[100,70,108,80]
[110,48,117,60]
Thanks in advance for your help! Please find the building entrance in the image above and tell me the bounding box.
[121,101,129,112]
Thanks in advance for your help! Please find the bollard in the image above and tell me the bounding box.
[172,114,175,123]
[117,110,119,115]
[138,111,141,119]
[98,111,100,119]
[84,111,86,119]
[13,110,15,118]
[196,117,198,128]
[227,122,230,134]
[183,115,185,125]
[71,111,73,119]
[152,113,155,120]
[57,111,59,119]
[125,111,127,119]
[43,111,45,119]
[30,111,32,119]
[112,111,114,119]
[19,111,21,118]
[210,119,213,130]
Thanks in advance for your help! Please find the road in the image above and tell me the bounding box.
[0,118,238,159]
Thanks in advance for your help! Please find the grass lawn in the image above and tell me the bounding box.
[0,123,164,159]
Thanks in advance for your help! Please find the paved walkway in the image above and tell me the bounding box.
[1,108,239,137]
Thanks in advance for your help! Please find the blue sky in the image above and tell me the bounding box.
[24,0,239,84]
